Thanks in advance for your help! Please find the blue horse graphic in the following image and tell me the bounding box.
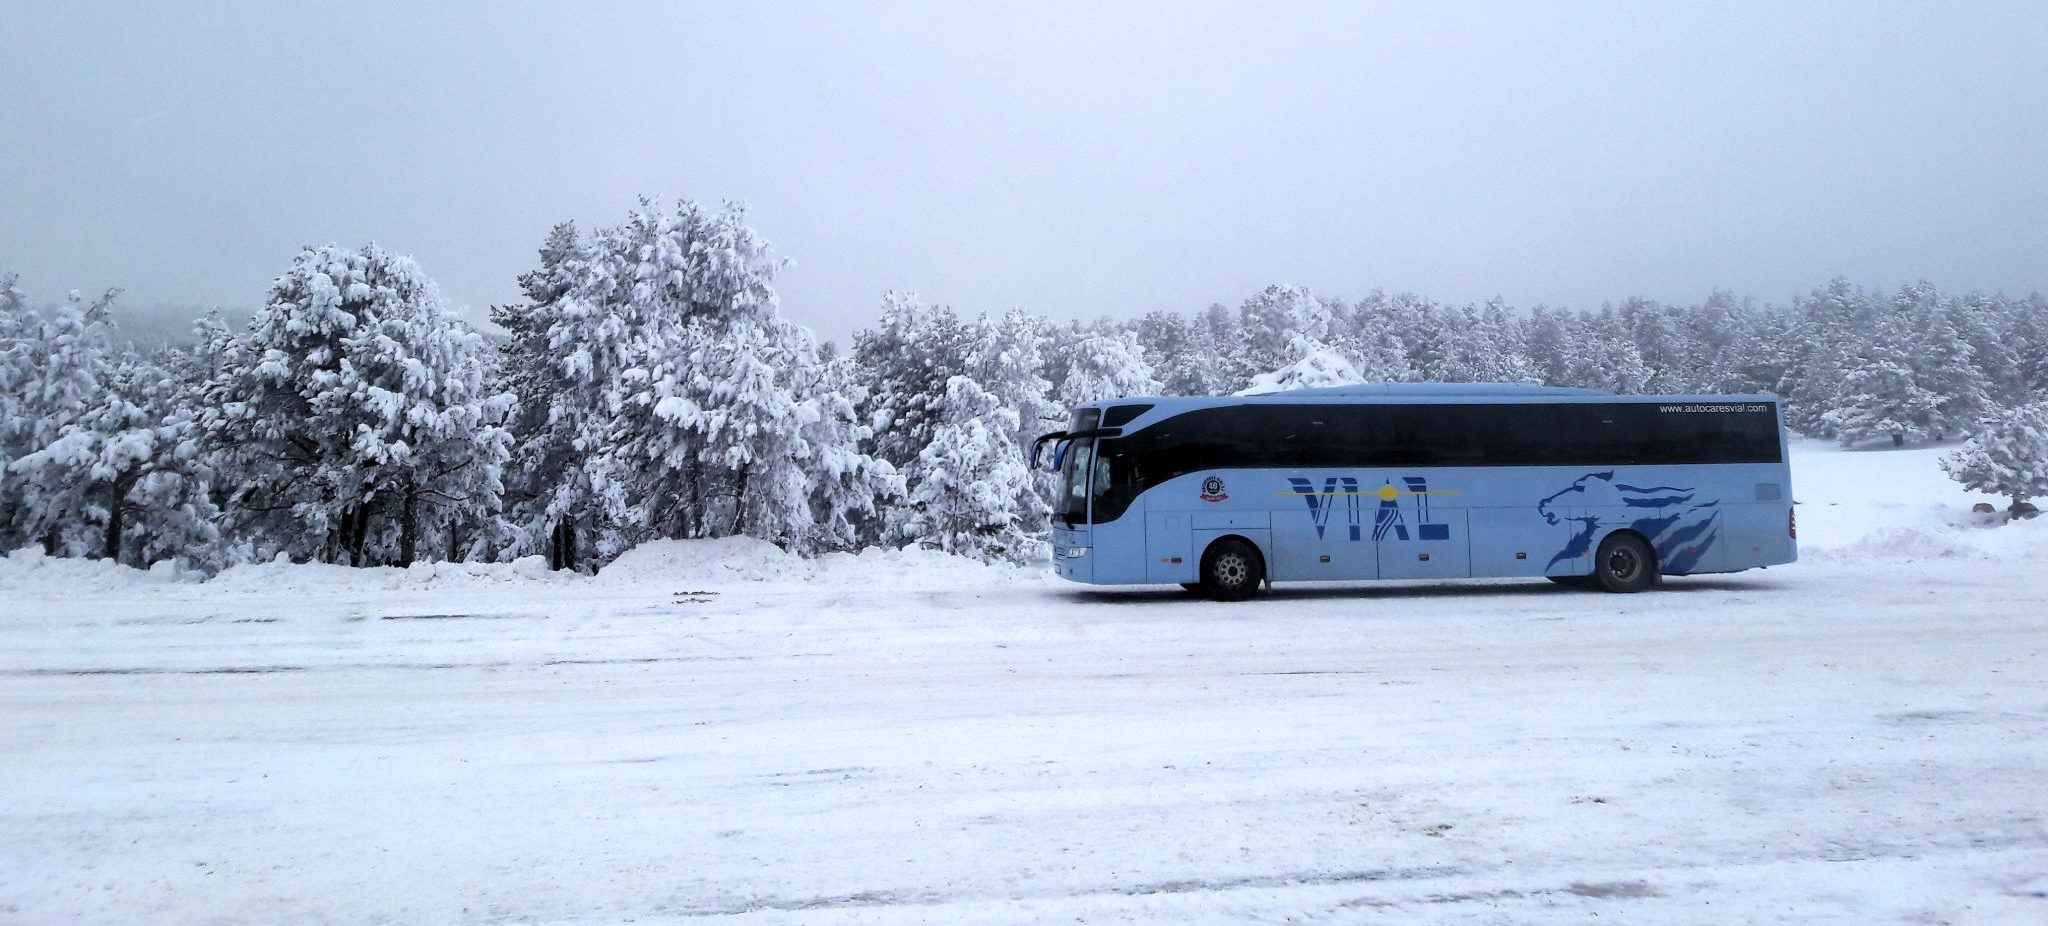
[1537,471,1721,574]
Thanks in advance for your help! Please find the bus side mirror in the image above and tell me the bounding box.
[1029,431,1068,470]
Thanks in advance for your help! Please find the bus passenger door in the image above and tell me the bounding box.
[1375,509,1471,580]
[1145,511,1197,584]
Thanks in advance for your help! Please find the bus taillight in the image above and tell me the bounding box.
[1788,508,1797,540]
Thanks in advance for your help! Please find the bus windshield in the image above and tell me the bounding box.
[1053,408,1101,525]
[1055,439,1093,525]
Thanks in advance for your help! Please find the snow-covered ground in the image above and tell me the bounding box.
[4,441,2046,924]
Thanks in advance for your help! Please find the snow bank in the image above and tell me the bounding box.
[814,543,1049,590]
[201,553,568,595]
[596,537,1049,591]
[595,536,817,587]
[0,547,192,594]
[0,535,1044,599]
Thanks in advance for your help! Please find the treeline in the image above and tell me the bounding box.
[5,198,2047,573]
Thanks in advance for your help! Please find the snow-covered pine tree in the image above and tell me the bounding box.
[898,376,1036,562]
[622,314,809,547]
[1617,298,1700,393]
[580,200,781,552]
[785,337,903,552]
[0,273,33,545]
[506,199,883,563]
[492,221,600,567]
[1683,292,1775,394]
[1236,284,1331,379]
[1522,306,1575,387]
[1331,292,1413,383]
[1424,299,1539,384]
[964,309,1060,536]
[1196,302,1258,392]
[1949,293,2029,407]
[1559,308,1651,394]
[9,346,224,568]
[1,286,123,553]
[1821,355,1938,448]
[1889,282,1991,439]
[199,244,511,566]
[1057,331,1162,410]
[1941,402,2048,516]
[852,292,971,474]
[1237,335,1365,394]
[2009,294,2048,397]
[1134,309,1221,396]
[493,221,583,442]
[1780,278,1874,436]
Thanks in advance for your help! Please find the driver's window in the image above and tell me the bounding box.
[1092,457,1111,497]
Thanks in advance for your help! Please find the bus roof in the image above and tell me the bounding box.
[1267,382,1609,398]
[1070,382,1783,428]
[1080,382,1606,411]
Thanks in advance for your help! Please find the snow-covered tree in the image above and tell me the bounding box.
[897,376,1036,561]
[1559,309,1651,394]
[1057,331,1161,410]
[1949,293,2029,406]
[1780,279,1873,436]
[1238,335,1364,394]
[1331,292,1412,382]
[1134,309,1222,396]
[1941,403,2048,515]
[500,199,887,564]
[1889,283,1991,439]
[1617,298,1699,393]
[0,273,37,543]
[1237,284,1331,377]
[200,244,511,566]
[2009,294,2048,397]
[786,342,903,552]
[1,281,224,568]
[1686,292,1782,394]
[1822,352,1938,448]
[964,309,1060,533]
[492,221,590,568]
[2,286,123,552]
[1424,299,1539,384]
[10,348,223,568]
[853,292,971,474]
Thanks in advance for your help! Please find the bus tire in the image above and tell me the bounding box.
[1593,532,1657,593]
[1200,538,1265,601]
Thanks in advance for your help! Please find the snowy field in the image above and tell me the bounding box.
[4,441,2046,924]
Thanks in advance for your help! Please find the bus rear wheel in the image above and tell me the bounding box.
[1593,532,1657,593]
[1200,538,1265,601]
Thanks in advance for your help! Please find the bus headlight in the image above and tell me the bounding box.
[1062,546,1089,559]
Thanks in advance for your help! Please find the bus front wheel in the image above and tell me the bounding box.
[1593,532,1657,593]
[1200,539,1265,601]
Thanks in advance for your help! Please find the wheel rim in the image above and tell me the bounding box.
[1214,553,1250,587]
[1606,546,1641,582]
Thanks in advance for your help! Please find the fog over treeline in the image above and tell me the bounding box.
[5,199,2048,576]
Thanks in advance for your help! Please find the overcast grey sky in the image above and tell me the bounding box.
[4,1,2045,345]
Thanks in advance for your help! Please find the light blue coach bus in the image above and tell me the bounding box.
[1032,384,1796,599]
